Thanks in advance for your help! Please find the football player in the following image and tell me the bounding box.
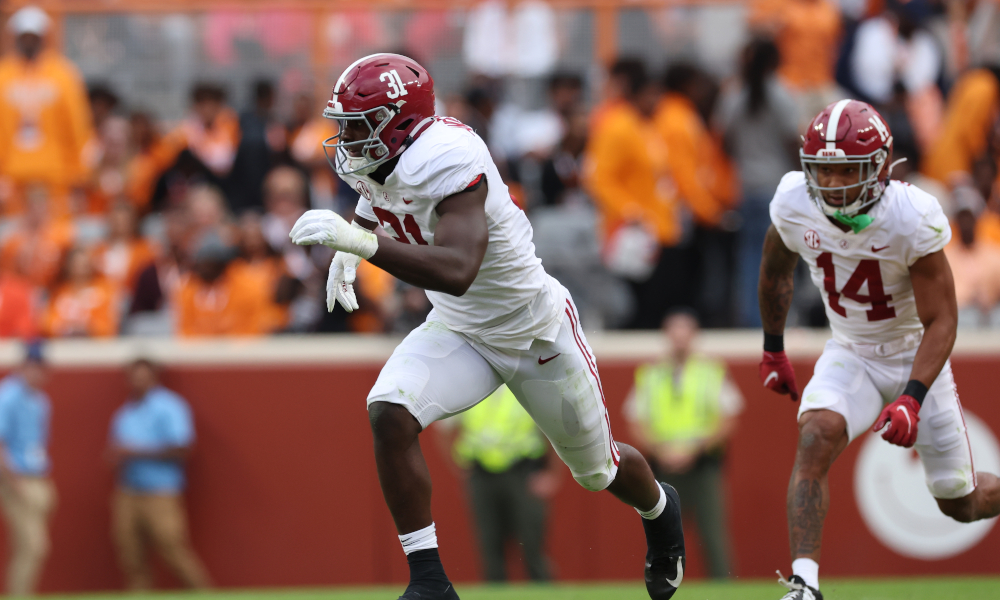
[759,99,1000,600]
[289,54,685,600]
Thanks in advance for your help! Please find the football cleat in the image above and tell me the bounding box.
[643,483,686,600]
[777,572,823,600]
[397,583,459,600]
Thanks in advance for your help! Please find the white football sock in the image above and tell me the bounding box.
[792,558,819,590]
[399,523,438,555]
[636,484,667,520]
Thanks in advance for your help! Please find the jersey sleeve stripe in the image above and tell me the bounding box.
[465,173,485,190]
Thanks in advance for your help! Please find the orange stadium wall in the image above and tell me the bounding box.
[2,342,999,592]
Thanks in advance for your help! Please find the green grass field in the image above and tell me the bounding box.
[42,578,1000,600]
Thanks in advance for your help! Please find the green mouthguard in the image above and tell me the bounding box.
[833,211,873,233]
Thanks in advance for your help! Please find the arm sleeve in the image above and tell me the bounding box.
[355,196,378,223]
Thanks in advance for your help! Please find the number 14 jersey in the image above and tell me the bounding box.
[341,117,564,351]
[769,171,951,346]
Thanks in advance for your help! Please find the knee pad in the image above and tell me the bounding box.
[573,466,616,492]
[928,475,971,501]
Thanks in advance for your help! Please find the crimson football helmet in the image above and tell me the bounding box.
[800,99,896,218]
[322,53,436,176]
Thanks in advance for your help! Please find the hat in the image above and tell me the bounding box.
[8,6,50,36]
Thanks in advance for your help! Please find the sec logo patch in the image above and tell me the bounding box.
[356,181,371,200]
[804,230,820,250]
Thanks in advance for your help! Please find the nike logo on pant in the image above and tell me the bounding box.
[538,354,560,365]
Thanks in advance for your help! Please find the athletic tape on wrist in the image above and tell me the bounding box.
[349,220,379,259]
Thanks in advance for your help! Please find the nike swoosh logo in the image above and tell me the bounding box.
[764,371,779,386]
[872,245,889,252]
[403,198,413,204]
[538,353,560,365]
[896,405,912,434]
[666,557,683,588]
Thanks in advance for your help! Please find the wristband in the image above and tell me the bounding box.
[764,333,784,353]
[902,379,929,406]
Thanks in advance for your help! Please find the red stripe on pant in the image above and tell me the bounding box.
[564,302,619,466]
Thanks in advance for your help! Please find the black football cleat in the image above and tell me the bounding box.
[397,582,459,600]
[777,572,823,600]
[642,482,685,600]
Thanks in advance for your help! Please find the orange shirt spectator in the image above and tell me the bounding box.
[654,92,735,228]
[231,213,300,334]
[85,116,130,215]
[0,9,93,217]
[123,112,172,213]
[923,69,1000,186]
[91,203,156,293]
[749,0,842,91]
[583,100,677,246]
[42,248,118,337]
[156,85,241,180]
[176,268,266,337]
[0,273,37,339]
[0,187,74,289]
[176,235,266,337]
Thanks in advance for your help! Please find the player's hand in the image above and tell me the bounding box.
[873,395,921,448]
[327,251,362,313]
[760,351,800,401]
[289,210,378,259]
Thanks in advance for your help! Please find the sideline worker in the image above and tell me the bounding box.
[108,358,209,590]
[0,342,55,596]
[625,309,743,579]
[437,385,560,582]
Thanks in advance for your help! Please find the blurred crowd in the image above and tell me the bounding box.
[1,1,1000,339]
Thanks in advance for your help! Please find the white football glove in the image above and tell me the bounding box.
[327,251,362,313]
[289,210,379,259]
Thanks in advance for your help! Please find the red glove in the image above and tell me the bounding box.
[760,351,799,401]
[873,395,921,448]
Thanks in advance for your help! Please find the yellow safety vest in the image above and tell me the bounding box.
[633,356,727,443]
[453,385,547,473]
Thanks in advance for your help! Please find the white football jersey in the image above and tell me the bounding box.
[769,172,951,345]
[342,117,564,350]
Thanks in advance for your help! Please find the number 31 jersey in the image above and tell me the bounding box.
[769,171,951,346]
[341,117,564,350]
